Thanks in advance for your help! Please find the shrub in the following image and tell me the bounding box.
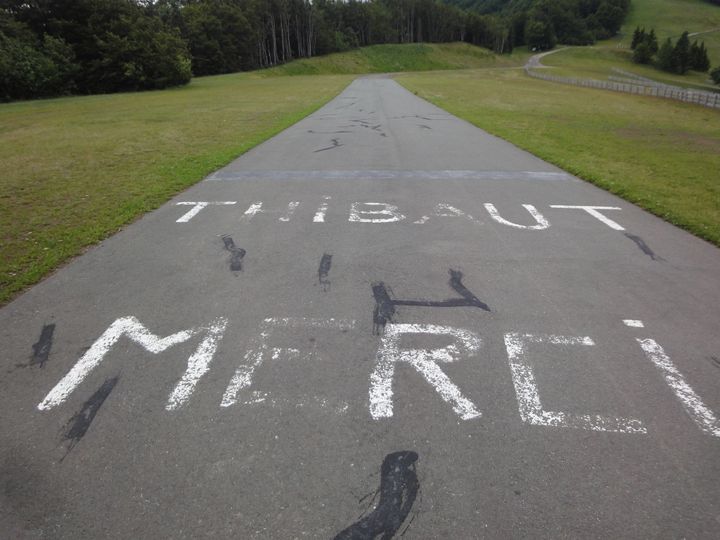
[711,66,720,85]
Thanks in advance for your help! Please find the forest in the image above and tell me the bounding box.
[1,0,630,101]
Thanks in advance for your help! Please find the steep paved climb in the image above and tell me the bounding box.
[1,78,719,539]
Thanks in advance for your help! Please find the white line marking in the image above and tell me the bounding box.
[348,202,406,223]
[637,338,719,437]
[165,318,228,411]
[369,323,482,421]
[279,202,300,222]
[413,204,479,224]
[238,391,349,414]
[549,205,625,230]
[484,204,550,230]
[504,333,646,433]
[240,202,263,221]
[221,317,356,407]
[623,320,644,328]
[241,201,301,222]
[175,201,236,222]
[313,196,331,222]
[39,316,228,411]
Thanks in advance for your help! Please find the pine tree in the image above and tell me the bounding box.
[656,37,675,72]
[698,42,711,72]
[646,29,658,54]
[711,66,720,85]
[690,41,711,72]
[633,42,653,64]
[631,26,642,49]
[673,31,691,74]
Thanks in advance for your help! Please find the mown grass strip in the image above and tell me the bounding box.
[397,68,720,246]
[0,72,353,304]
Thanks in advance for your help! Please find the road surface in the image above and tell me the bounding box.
[1,77,719,539]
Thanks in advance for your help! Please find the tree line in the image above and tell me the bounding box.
[1,0,630,102]
[631,26,717,82]
[445,0,631,50]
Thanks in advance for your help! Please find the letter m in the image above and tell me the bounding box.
[38,316,227,412]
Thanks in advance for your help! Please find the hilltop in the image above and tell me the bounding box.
[261,42,527,76]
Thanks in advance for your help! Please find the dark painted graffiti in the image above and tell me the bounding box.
[334,451,419,540]
[319,253,333,292]
[372,269,490,334]
[62,376,118,458]
[30,324,55,368]
[624,233,663,261]
[315,139,344,153]
[222,235,246,272]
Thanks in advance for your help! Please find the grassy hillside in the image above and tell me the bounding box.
[537,0,720,90]
[541,47,720,91]
[621,0,720,64]
[0,72,353,304]
[398,68,720,246]
[261,42,529,76]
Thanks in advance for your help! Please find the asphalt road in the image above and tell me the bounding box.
[1,77,719,539]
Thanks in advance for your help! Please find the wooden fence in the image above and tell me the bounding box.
[525,67,720,109]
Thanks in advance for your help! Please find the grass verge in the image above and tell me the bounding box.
[0,72,353,304]
[397,68,720,246]
[261,42,530,76]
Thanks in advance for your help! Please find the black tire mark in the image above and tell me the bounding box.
[221,235,246,272]
[624,233,664,261]
[333,451,419,540]
[335,101,358,110]
[61,376,118,459]
[350,119,386,137]
[314,139,343,153]
[372,269,490,335]
[30,324,55,368]
[319,253,333,292]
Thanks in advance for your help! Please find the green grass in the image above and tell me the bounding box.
[541,46,719,91]
[261,42,530,76]
[537,0,720,91]
[621,0,720,63]
[0,41,511,305]
[0,71,354,304]
[397,68,720,246]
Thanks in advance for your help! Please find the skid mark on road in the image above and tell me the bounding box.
[308,130,353,135]
[334,451,419,540]
[314,139,343,153]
